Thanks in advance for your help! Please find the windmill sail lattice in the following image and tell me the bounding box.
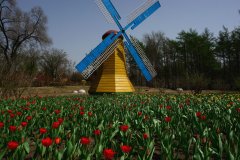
[95,0,115,24]
[81,39,120,79]
[127,0,159,24]
[130,37,157,78]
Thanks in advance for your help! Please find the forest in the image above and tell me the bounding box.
[128,26,240,92]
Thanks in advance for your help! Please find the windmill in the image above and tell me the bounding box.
[76,0,161,93]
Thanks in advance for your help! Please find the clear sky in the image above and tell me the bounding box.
[18,0,240,64]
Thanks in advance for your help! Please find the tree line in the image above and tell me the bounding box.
[128,26,240,92]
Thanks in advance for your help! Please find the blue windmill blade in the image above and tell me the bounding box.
[124,35,157,81]
[76,33,119,79]
[124,41,153,81]
[126,0,161,30]
[130,36,157,78]
[81,39,121,79]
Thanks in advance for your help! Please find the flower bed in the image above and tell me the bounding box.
[0,93,240,159]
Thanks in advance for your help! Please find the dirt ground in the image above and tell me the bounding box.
[22,85,89,97]
[21,85,234,97]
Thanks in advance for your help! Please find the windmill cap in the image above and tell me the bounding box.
[102,30,123,40]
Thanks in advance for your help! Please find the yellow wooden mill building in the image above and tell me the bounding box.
[88,30,135,94]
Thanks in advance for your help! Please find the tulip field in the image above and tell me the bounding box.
[0,93,240,159]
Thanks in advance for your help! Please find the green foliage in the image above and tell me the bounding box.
[188,73,209,94]
[234,77,240,90]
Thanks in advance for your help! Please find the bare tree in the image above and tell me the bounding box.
[0,0,51,98]
[0,47,41,98]
[40,48,71,85]
[143,31,169,87]
[0,0,51,65]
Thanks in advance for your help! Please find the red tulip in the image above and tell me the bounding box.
[26,116,32,121]
[166,105,171,110]
[121,145,132,153]
[80,106,84,111]
[7,141,19,150]
[54,110,61,114]
[196,112,201,117]
[55,137,61,144]
[23,107,30,111]
[193,134,200,139]
[52,121,60,129]
[26,102,31,106]
[103,148,116,160]
[178,104,183,109]
[42,137,52,147]
[80,111,84,115]
[21,122,28,127]
[80,137,90,145]
[9,113,15,118]
[40,128,47,134]
[236,108,240,113]
[165,116,171,122]
[16,112,22,116]
[0,122,4,128]
[200,115,206,120]
[9,125,17,132]
[143,133,149,139]
[93,129,101,135]
[7,110,13,113]
[138,111,142,116]
[31,100,36,104]
[120,125,129,132]
[88,112,93,116]
[57,118,64,124]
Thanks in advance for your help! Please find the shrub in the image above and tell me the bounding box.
[189,73,209,94]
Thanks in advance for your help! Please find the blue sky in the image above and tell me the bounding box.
[18,0,240,63]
